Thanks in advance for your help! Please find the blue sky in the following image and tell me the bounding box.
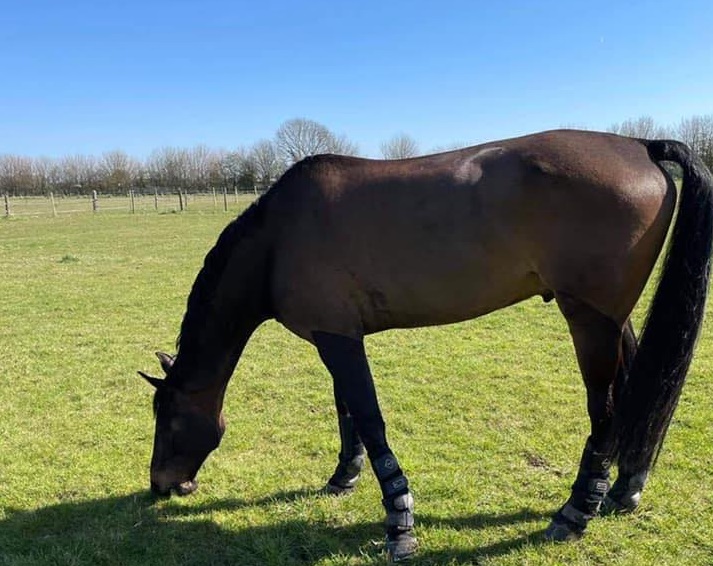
[2,0,712,158]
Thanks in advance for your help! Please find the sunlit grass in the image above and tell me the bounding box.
[1,210,712,565]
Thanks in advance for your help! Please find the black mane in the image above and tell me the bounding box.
[175,190,274,359]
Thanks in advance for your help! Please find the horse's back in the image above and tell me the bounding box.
[267,131,675,338]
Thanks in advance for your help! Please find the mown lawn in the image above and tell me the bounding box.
[1,209,712,565]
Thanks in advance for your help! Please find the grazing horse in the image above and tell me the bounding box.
[139,130,713,561]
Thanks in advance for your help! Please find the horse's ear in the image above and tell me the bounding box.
[138,371,164,389]
[155,351,175,374]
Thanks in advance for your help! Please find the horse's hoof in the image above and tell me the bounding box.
[321,481,357,496]
[325,460,362,496]
[386,532,418,562]
[601,494,639,516]
[544,518,584,542]
[602,472,646,516]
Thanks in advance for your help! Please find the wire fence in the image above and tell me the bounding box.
[2,188,261,218]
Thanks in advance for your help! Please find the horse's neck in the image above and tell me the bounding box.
[172,317,260,395]
[172,232,271,394]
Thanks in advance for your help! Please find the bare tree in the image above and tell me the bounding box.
[676,115,713,170]
[32,156,56,194]
[0,155,34,195]
[380,133,420,159]
[219,150,241,189]
[250,140,286,189]
[100,150,139,192]
[275,118,359,164]
[221,149,260,192]
[329,133,359,157]
[607,116,659,139]
[146,147,191,190]
[186,145,214,190]
[207,148,228,189]
[276,118,331,164]
[56,154,99,194]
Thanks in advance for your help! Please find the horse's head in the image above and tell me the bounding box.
[139,352,225,497]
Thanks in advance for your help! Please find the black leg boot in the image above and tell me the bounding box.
[372,452,418,562]
[545,439,612,541]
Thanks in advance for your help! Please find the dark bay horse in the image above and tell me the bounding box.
[139,130,713,561]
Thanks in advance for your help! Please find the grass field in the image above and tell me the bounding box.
[1,207,712,565]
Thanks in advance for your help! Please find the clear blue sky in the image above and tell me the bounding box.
[2,0,711,158]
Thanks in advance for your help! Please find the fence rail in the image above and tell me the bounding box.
[2,188,261,218]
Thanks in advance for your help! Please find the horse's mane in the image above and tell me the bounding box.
[175,189,274,357]
[172,156,326,369]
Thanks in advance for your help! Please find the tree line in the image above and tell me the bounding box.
[2,115,712,197]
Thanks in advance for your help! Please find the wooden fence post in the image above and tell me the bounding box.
[92,190,98,213]
[4,193,9,217]
[178,191,184,212]
[234,187,239,204]
[50,192,57,217]
[222,187,228,212]
[154,189,158,211]
[212,187,217,209]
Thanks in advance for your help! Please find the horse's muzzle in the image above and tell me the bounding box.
[150,479,199,497]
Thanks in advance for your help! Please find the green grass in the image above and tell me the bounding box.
[1,209,712,565]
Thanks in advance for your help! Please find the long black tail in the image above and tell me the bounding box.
[612,139,713,473]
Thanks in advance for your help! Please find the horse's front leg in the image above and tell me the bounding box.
[324,390,366,494]
[314,331,418,562]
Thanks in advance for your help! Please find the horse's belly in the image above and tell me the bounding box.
[272,246,547,340]
[358,260,547,333]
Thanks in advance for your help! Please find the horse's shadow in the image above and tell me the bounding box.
[0,488,553,565]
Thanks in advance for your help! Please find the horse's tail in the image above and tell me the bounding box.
[612,139,713,473]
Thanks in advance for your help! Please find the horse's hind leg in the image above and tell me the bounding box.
[314,331,418,561]
[546,293,624,541]
[324,389,366,495]
[612,320,636,403]
[604,321,649,514]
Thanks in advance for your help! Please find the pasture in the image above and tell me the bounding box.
[1,207,712,565]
